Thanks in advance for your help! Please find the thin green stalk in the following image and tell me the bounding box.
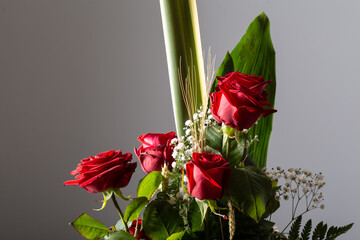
[111,194,129,233]
[159,0,206,136]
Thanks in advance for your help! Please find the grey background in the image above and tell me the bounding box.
[1,0,358,239]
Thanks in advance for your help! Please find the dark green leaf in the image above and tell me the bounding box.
[230,12,276,168]
[70,213,110,240]
[106,231,137,240]
[312,222,327,240]
[137,171,163,199]
[288,215,302,240]
[188,200,205,232]
[227,167,272,222]
[143,200,184,240]
[205,126,246,167]
[124,197,149,222]
[301,219,312,240]
[326,223,353,239]
[210,51,234,93]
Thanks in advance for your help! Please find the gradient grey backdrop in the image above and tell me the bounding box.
[1,0,359,239]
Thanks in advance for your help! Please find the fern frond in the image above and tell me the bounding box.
[300,219,312,240]
[289,216,302,240]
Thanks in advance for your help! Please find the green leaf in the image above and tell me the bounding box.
[124,197,149,222]
[106,231,137,240]
[187,200,205,232]
[167,231,185,240]
[301,219,312,240]
[230,12,276,168]
[143,200,184,240]
[137,171,163,199]
[227,167,272,222]
[70,213,110,240]
[195,199,209,226]
[288,215,302,240]
[205,126,246,167]
[210,51,234,93]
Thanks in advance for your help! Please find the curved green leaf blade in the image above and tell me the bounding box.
[143,200,184,240]
[231,12,276,168]
[71,213,110,240]
[106,231,137,240]
[137,171,163,199]
[124,197,149,222]
[227,167,272,222]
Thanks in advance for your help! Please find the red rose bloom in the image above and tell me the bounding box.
[64,150,137,193]
[134,132,176,173]
[129,219,150,240]
[210,71,277,131]
[186,152,231,200]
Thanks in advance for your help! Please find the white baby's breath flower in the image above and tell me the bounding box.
[316,173,324,180]
[170,138,178,145]
[185,129,191,136]
[177,143,185,150]
[171,161,177,169]
[185,120,192,126]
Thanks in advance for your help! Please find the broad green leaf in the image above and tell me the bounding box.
[105,231,137,240]
[124,197,149,222]
[167,231,185,240]
[205,126,245,167]
[188,200,205,232]
[143,200,184,240]
[71,213,110,240]
[230,12,276,168]
[195,199,209,226]
[137,171,163,199]
[227,167,272,222]
[210,51,234,93]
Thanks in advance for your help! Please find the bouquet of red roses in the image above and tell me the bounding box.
[65,2,352,240]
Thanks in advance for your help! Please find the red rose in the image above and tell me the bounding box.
[210,71,277,131]
[186,152,231,200]
[129,219,150,240]
[134,132,176,173]
[64,150,137,193]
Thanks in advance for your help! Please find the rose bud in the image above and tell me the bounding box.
[64,150,137,193]
[186,152,231,200]
[129,219,150,240]
[210,71,277,131]
[134,132,176,173]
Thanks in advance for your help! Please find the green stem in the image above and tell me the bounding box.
[111,194,129,233]
[159,0,206,136]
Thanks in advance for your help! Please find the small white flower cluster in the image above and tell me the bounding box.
[263,167,326,215]
[170,136,193,170]
[171,107,216,170]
